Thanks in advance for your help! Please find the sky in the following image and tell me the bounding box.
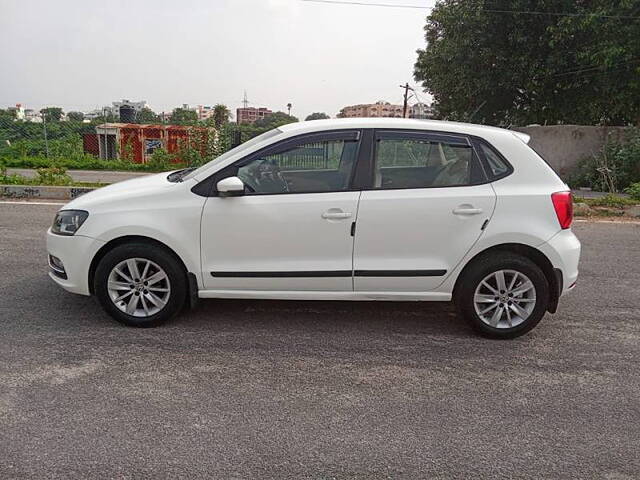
[0,0,434,120]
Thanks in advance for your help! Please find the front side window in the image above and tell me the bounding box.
[183,128,283,182]
[373,136,477,189]
[236,138,358,194]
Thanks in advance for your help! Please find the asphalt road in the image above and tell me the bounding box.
[1,202,639,479]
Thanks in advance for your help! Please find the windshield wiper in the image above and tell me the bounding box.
[167,167,196,183]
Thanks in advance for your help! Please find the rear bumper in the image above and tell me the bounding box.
[46,228,105,296]
[538,229,581,296]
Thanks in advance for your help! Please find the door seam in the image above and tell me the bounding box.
[350,191,363,292]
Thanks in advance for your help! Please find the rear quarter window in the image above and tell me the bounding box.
[474,140,513,181]
[479,142,509,177]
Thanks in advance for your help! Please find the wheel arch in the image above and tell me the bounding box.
[452,243,561,313]
[88,235,190,295]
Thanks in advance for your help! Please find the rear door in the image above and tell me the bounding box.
[353,130,496,292]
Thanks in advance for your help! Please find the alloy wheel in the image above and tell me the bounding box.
[107,258,171,318]
[473,269,537,329]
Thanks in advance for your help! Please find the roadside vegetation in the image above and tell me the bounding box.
[0,163,107,188]
[0,105,298,173]
[573,194,640,218]
[568,129,640,193]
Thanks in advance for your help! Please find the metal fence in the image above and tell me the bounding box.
[0,107,345,174]
[0,107,266,172]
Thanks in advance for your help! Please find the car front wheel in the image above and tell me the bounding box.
[94,243,187,327]
[455,253,549,338]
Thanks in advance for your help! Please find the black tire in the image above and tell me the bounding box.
[454,253,549,339]
[94,242,187,327]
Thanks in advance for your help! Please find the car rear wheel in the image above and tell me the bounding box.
[94,243,186,327]
[455,253,549,338]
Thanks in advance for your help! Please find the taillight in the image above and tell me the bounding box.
[551,191,573,229]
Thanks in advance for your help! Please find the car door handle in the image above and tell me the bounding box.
[452,206,483,215]
[322,211,352,220]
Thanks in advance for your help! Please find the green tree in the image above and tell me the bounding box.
[253,111,298,129]
[40,107,64,122]
[305,112,330,121]
[67,111,85,122]
[91,111,118,124]
[0,109,17,122]
[169,107,198,125]
[136,107,159,124]
[212,104,230,129]
[414,0,640,126]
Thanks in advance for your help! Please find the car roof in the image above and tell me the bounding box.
[278,118,530,143]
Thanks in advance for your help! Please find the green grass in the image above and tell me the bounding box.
[0,175,107,189]
[1,155,183,173]
[574,194,639,208]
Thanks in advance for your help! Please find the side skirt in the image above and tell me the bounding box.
[197,290,452,302]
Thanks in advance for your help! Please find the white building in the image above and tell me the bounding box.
[84,109,105,121]
[24,109,42,123]
[410,102,434,119]
[107,99,148,116]
[197,105,215,121]
[7,103,25,120]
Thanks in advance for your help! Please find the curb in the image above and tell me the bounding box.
[1,184,96,201]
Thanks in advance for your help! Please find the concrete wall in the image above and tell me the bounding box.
[1,185,94,200]
[513,125,630,179]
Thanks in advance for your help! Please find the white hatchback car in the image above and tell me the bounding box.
[47,119,580,338]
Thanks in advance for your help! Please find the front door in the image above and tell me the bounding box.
[200,130,362,292]
[353,130,496,292]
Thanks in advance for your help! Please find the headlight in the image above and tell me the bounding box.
[52,210,89,236]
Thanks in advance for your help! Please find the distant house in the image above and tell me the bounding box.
[236,107,272,124]
[337,101,434,119]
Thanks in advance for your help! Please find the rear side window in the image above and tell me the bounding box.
[373,135,483,189]
[478,142,510,179]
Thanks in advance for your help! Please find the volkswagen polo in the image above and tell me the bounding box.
[46,118,580,338]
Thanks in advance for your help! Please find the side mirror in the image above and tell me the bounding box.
[216,176,245,197]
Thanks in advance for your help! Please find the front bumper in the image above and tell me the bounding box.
[46,228,105,296]
[538,228,581,296]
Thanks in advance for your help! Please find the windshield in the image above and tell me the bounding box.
[183,128,283,181]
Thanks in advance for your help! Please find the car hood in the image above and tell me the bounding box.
[62,171,178,211]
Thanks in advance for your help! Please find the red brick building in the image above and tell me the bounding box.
[84,123,214,164]
[236,107,272,125]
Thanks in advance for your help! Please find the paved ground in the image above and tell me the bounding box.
[1,203,639,479]
[7,168,150,184]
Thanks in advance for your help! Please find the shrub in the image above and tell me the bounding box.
[582,194,638,208]
[147,148,176,171]
[0,154,173,172]
[35,167,73,186]
[625,182,640,200]
[568,129,640,192]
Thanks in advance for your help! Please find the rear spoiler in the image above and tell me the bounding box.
[511,131,531,144]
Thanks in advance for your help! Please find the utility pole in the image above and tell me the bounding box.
[399,82,414,118]
[42,110,49,159]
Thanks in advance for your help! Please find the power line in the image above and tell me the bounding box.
[483,8,640,20]
[550,58,640,77]
[301,0,430,9]
[301,0,640,19]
